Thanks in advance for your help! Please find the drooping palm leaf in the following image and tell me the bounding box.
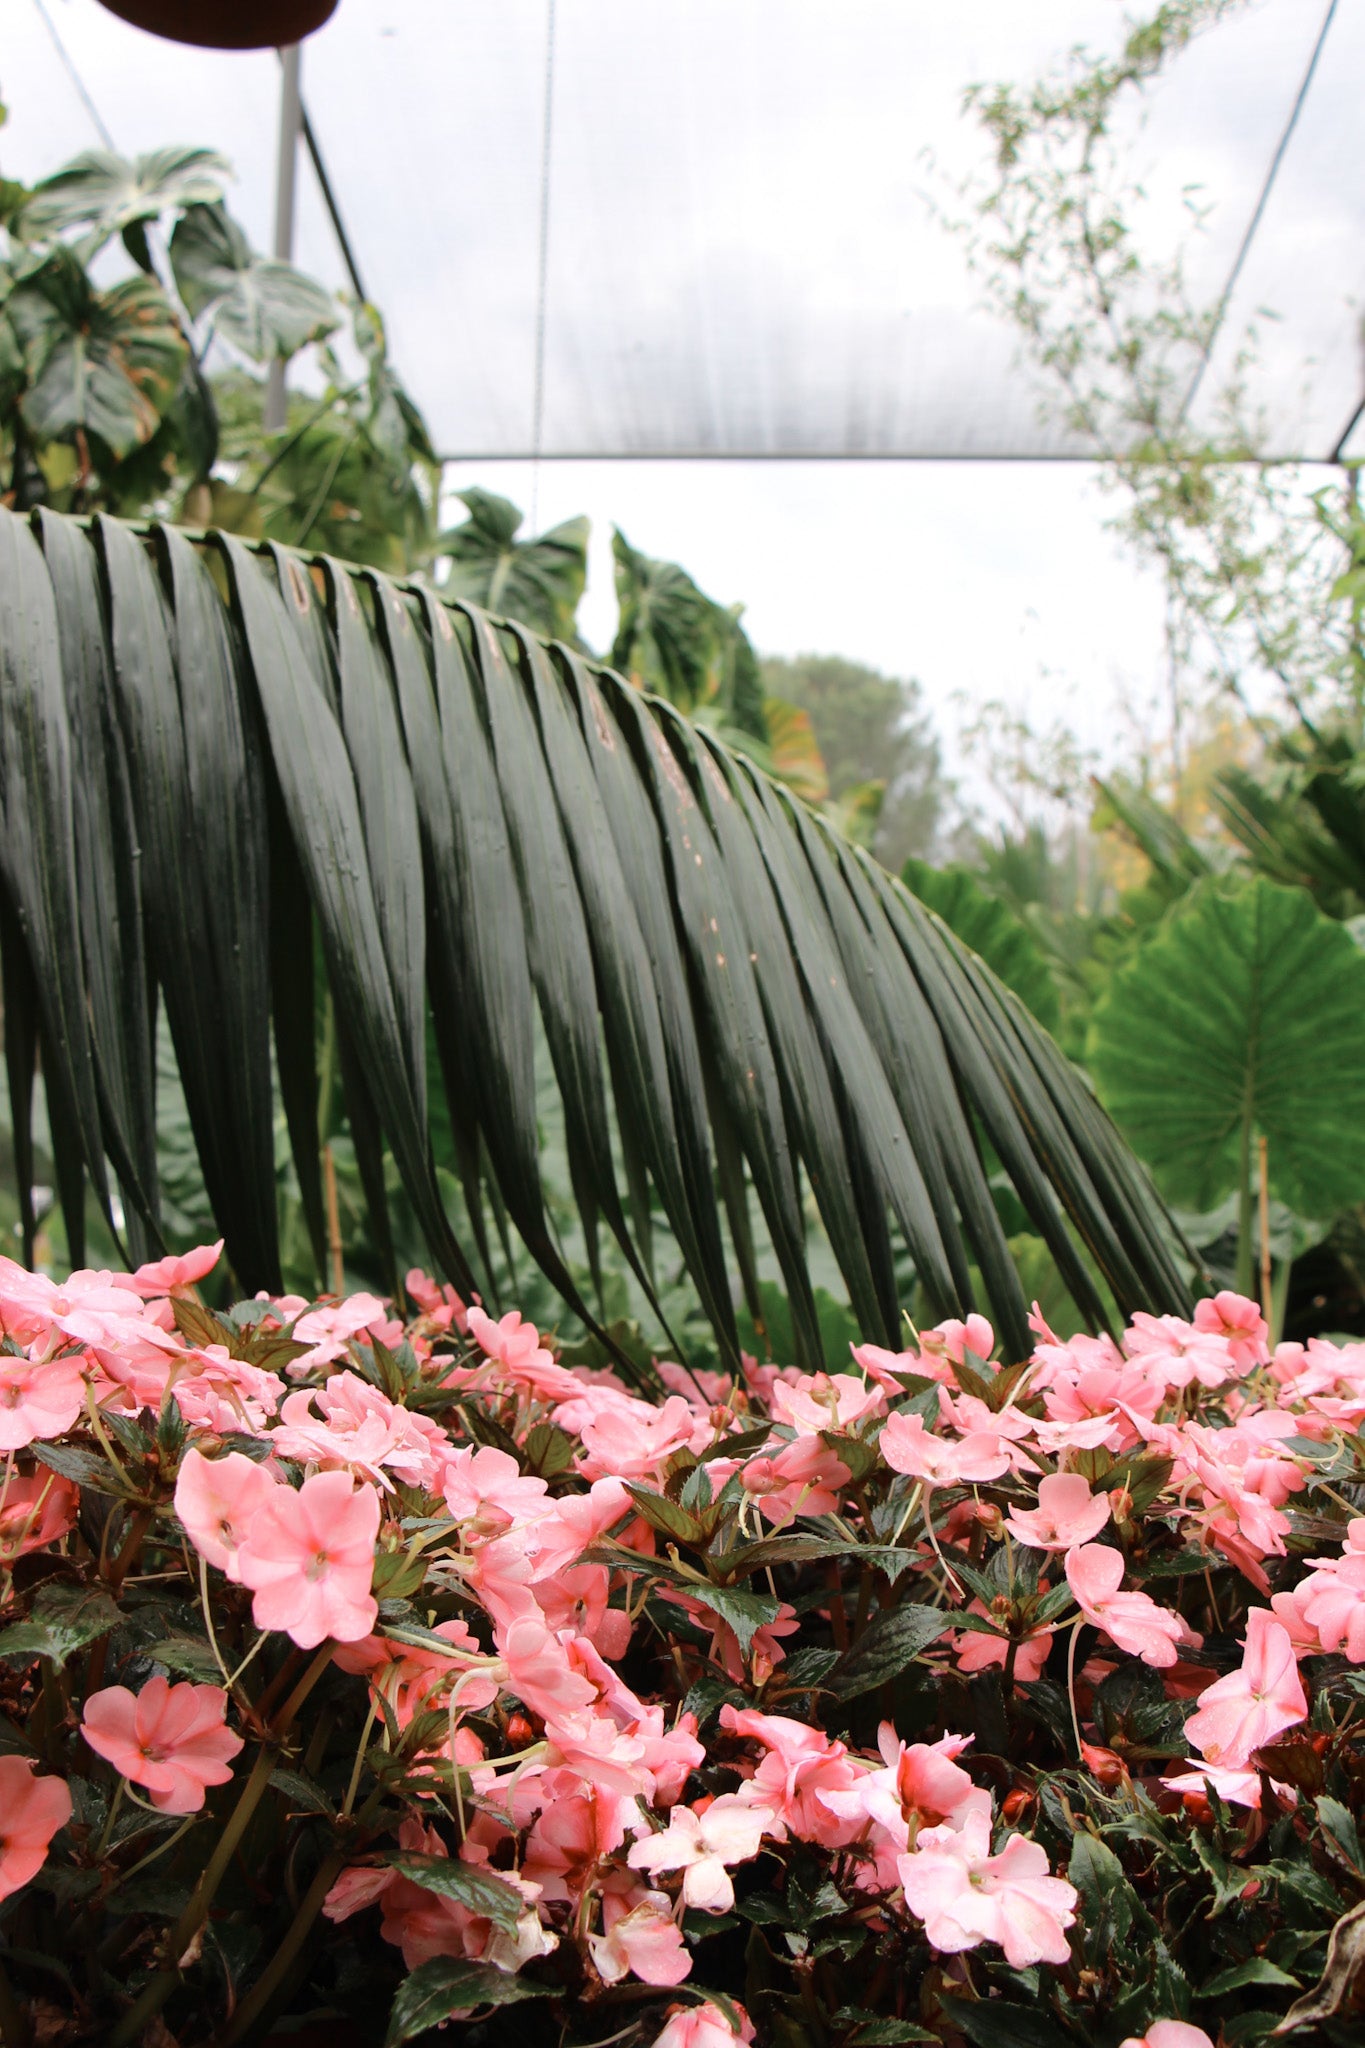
[0,508,1193,1366]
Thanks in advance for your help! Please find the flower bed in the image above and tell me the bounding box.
[1,1247,1363,2045]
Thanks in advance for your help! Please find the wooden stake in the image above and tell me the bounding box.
[323,1142,344,1296]
[1257,1133,1272,1325]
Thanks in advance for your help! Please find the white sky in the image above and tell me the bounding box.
[4,0,1358,798]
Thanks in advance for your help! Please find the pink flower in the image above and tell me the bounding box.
[1064,1544,1184,1667]
[0,1756,71,1901]
[897,1807,1076,1966]
[589,1892,692,1985]
[879,1411,1011,1487]
[1193,1291,1268,1372]
[235,1470,381,1647]
[1297,1520,1365,1662]
[922,1315,996,1370]
[576,1393,705,1481]
[131,1240,223,1298]
[0,1353,84,1450]
[0,1471,77,1563]
[651,2001,755,2048]
[1006,1474,1110,1551]
[1183,1607,1308,1767]
[499,1614,600,1721]
[289,1293,388,1372]
[768,1371,885,1436]
[82,1677,243,1813]
[628,1796,770,1912]
[1120,2026,1214,2048]
[175,1447,280,1577]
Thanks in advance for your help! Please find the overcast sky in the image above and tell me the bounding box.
[5,0,1358,801]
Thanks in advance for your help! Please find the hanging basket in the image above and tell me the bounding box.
[94,0,337,49]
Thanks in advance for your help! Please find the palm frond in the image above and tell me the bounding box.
[0,509,1194,1366]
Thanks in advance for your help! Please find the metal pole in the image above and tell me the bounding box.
[264,43,302,432]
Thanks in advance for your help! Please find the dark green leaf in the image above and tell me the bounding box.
[828,1603,952,1699]
[0,1583,120,1669]
[382,1853,523,1933]
[170,202,336,361]
[384,1957,553,2045]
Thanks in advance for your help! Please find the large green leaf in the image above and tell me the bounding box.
[902,856,1060,1032]
[1087,876,1365,1216]
[17,146,228,251]
[0,510,1196,1355]
[434,489,587,641]
[9,253,186,458]
[170,203,337,363]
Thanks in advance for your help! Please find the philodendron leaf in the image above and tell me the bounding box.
[1087,876,1365,1216]
[17,146,228,248]
[827,1602,952,1699]
[0,1583,120,1670]
[384,1957,553,2045]
[9,254,186,457]
[169,203,337,362]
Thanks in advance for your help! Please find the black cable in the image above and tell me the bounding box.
[1179,0,1339,425]
[299,104,369,304]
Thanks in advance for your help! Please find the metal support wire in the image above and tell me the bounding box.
[1178,0,1339,427]
[31,0,116,150]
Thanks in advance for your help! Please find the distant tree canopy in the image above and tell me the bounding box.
[758,653,944,870]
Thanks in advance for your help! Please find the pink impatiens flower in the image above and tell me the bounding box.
[628,1796,770,1912]
[1064,1544,1185,1667]
[130,1240,224,1298]
[0,1756,72,1901]
[879,1410,1011,1487]
[1296,1519,1365,1662]
[175,1447,280,1577]
[1006,1474,1110,1551]
[652,2001,755,2048]
[1182,1606,1308,1768]
[235,1470,381,1647]
[589,1892,692,1985]
[1120,2026,1214,2048]
[0,1352,85,1450]
[82,1677,243,1813]
[897,1807,1077,1966]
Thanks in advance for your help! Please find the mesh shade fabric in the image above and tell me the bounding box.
[4,0,1363,460]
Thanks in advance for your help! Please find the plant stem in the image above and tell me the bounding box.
[211,1843,347,2047]
[1257,1133,1273,1324]
[108,1645,334,2046]
[1235,1084,1255,1298]
[1067,1618,1085,1761]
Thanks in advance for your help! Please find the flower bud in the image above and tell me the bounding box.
[1001,1786,1034,1822]
[975,1501,1004,1536]
[1080,1741,1127,1787]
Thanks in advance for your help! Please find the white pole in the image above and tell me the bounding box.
[264,44,302,432]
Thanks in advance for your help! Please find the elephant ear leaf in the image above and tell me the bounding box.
[1086,876,1365,1217]
[170,203,337,362]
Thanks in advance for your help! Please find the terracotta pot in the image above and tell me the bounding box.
[94,0,337,50]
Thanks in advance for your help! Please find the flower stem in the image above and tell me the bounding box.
[1067,1617,1085,1760]
[211,1842,348,2047]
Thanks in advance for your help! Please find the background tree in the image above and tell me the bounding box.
[760,653,945,868]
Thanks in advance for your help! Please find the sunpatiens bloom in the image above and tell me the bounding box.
[175,1447,280,1577]
[1064,1543,1185,1667]
[235,1469,382,1647]
[651,2002,755,2048]
[131,1240,224,1298]
[0,1351,85,1450]
[628,1796,771,1912]
[897,1807,1077,1966]
[0,1756,71,1901]
[1296,1519,1365,1662]
[0,1470,78,1564]
[1120,2026,1215,2048]
[1006,1473,1110,1550]
[82,1678,243,1814]
[1182,1606,1308,1767]
[879,1409,1011,1486]
[589,1892,692,1985]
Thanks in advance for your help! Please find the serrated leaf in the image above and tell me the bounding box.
[939,1996,1060,2048]
[521,1422,576,1478]
[384,1956,553,2045]
[1201,1958,1300,1997]
[679,1580,783,1654]
[626,1483,706,1546]
[827,1603,952,1699]
[34,1441,125,1493]
[269,1766,334,1816]
[0,1583,120,1669]
[150,1635,225,1684]
[382,1853,523,1932]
